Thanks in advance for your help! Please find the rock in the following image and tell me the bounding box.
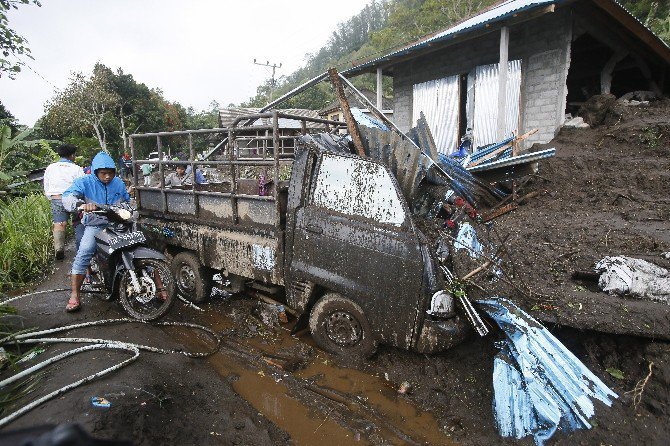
[563,116,590,129]
[578,94,617,127]
[619,90,659,102]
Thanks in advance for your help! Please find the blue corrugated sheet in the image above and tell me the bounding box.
[477,298,618,446]
[351,107,389,131]
[466,148,556,172]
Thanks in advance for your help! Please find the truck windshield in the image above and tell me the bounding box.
[311,153,406,227]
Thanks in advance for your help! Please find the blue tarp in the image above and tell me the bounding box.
[477,298,618,446]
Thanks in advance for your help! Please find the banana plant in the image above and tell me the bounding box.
[0,124,56,184]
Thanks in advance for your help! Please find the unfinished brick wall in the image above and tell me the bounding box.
[392,8,572,149]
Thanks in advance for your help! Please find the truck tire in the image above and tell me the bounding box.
[171,251,212,303]
[309,293,377,358]
[119,259,175,321]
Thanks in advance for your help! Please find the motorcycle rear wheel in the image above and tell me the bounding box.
[119,258,175,321]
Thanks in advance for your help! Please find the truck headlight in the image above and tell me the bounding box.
[427,290,455,318]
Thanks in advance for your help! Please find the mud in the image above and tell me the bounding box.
[2,100,670,445]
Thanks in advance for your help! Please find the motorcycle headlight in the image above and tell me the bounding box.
[116,208,132,220]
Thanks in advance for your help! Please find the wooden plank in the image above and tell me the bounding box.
[327,67,366,157]
[482,203,518,222]
[468,142,512,167]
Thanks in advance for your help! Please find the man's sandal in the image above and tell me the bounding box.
[66,298,81,312]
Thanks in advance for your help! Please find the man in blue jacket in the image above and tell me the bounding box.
[62,151,130,312]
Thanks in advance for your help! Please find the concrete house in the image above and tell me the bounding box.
[344,0,670,153]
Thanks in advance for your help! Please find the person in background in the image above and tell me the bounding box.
[164,165,188,187]
[141,162,152,186]
[62,151,130,312]
[122,153,133,179]
[43,144,85,260]
[185,165,207,184]
[118,154,127,179]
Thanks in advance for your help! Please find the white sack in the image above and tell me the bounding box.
[595,256,670,304]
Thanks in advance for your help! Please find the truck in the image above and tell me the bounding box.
[129,111,469,357]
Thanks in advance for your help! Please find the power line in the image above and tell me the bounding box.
[253,59,282,104]
[21,62,58,90]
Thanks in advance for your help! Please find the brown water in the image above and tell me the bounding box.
[172,305,456,445]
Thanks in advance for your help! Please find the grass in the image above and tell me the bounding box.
[0,194,53,292]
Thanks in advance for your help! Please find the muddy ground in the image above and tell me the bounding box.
[1,100,669,445]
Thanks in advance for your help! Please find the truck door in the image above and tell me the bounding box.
[290,152,424,349]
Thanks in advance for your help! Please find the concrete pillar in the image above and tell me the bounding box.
[497,26,510,141]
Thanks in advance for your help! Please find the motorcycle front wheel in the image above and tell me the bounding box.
[118,258,175,321]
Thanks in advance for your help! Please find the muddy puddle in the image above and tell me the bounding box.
[168,298,456,445]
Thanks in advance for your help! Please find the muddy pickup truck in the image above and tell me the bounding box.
[129,112,468,356]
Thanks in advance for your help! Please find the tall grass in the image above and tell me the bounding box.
[0,195,53,291]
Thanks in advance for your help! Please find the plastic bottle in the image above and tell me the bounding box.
[277,305,288,324]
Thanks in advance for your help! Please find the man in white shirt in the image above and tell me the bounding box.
[43,144,85,259]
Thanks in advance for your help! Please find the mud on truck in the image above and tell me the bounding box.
[129,111,469,357]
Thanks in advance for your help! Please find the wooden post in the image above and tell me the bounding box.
[327,67,366,157]
[376,67,383,111]
[496,26,510,141]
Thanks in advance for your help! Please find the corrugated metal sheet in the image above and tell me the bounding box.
[467,148,556,172]
[505,60,522,137]
[473,64,499,148]
[472,61,522,148]
[478,298,617,445]
[218,107,326,129]
[412,75,460,154]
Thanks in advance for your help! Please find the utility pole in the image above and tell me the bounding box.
[253,59,282,104]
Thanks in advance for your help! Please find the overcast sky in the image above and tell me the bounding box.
[0,0,370,126]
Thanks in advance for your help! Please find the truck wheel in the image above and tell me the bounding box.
[171,251,212,303]
[309,293,377,358]
[119,259,175,321]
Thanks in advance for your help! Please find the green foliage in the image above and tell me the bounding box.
[0,124,55,188]
[0,101,16,130]
[606,367,625,380]
[0,0,41,79]
[242,0,496,109]
[0,194,53,291]
[620,1,670,43]
[40,63,215,161]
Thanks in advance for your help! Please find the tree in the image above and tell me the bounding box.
[43,66,120,151]
[620,1,670,44]
[0,101,17,130]
[0,0,41,79]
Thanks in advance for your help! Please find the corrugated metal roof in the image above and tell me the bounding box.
[218,107,326,129]
[345,0,670,75]
[318,89,393,115]
[345,0,557,75]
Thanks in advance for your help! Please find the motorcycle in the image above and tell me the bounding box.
[84,204,175,320]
